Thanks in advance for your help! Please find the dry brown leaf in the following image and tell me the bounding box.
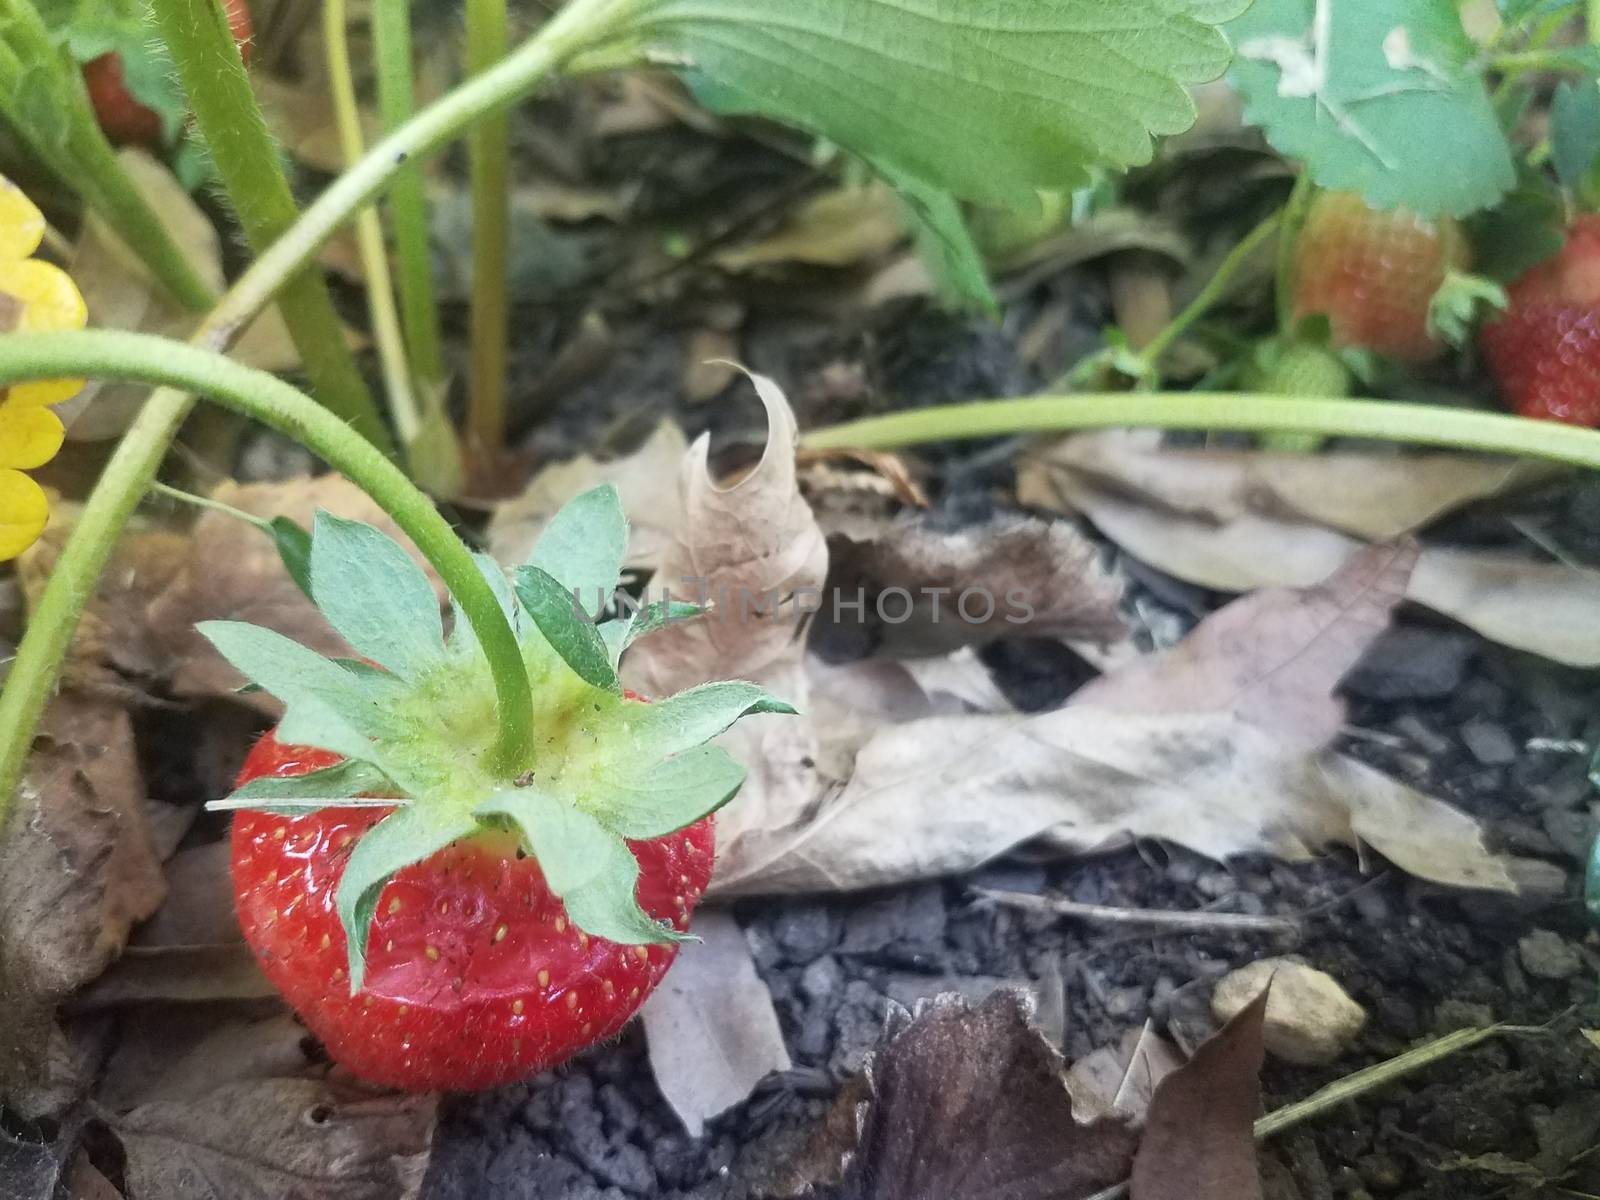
[712,708,1516,896]
[1131,988,1267,1200]
[1072,542,1416,747]
[0,695,165,1114]
[776,989,1141,1199]
[487,420,689,572]
[1023,433,1598,666]
[715,185,905,272]
[821,513,1127,658]
[625,374,829,696]
[639,912,792,1136]
[1021,430,1550,541]
[147,476,444,704]
[254,72,380,174]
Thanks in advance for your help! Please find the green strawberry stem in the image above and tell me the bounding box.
[152,0,395,456]
[802,392,1600,471]
[0,330,535,825]
[1136,209,1282,374]
[372,0,447,390]
[0,0,638,834]
[466,0,513,459]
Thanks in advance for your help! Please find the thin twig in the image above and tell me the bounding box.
[974,888,1302,936]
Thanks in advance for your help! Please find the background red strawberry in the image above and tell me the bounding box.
[1480,215,1600,427]
[1291,189,1469,364]
[231,732,714,1091]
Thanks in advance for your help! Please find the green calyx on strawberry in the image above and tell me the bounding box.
[200,485,793,1090]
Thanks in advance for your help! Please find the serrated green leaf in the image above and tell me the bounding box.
[1226,0,1515,218]
[266,516,314,601]
[310,511,445,681]
[586,744,746,840]
[516,565,621,693]
[478,790,686,946]
[608,682,796,766]
[622,0,1245,208]
[196,620,405,764]
[598,600,703,666]
[1552,79,1600,204]
[335,804,480,992]
[208,759,398,813]
[528,484,626,619]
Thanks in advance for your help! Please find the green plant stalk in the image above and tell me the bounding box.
[802,393,1600,471]
[466,0,512,457]
[0,330,533,786]
[373,0,447,387]
[1137,210,1281,369]
[150,0,395,456]
[326,0,421,448]
[1275,172,1314,330]
[0,0,636,828]
[0,0,214,310]
[148,478,273,528]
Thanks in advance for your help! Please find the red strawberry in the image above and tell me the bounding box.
[1292,190,1469,364]
[1480,215,1600,427]
[202,487,789,1092]
[85,0,253,148]
[231,732,712,1091]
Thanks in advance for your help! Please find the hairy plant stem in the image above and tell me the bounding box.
[0,0,214,310]
[151,0,395,455]
[802,393,1600,471]
[0,0,635,826]
[373,0,447,387]
[466,0,512,459]
[0,331,533,790]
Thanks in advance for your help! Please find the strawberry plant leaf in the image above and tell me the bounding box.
[613,682,798,765]
[1468,171,1566,282]
[892,167,998,315]
[309,512,445,682]
[599,600,704,666]
[210,760,398,813]
[516,565,622,693]
[265,516,315,602]
[1226,0,1516,218]
[478,789,689,946]
[616,0,1247,208]
[528,483,627,619]
[1552,79,1600,205]
[335,804,480,992]
[586,744,746,840]
[196,621,405,762]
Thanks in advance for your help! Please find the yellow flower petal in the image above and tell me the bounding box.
[0,400,64,469]
[0,177,45,262]
[0,468,48,561]
[0,258,88,407]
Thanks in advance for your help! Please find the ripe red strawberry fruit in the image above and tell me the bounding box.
[1291,189,1469,364]
[231,732,714,1091]
[84,0,253,147]
[1480,215,1600,427]
[202,485,789,1091]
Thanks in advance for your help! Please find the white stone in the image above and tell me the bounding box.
[1211,957,1367,1066]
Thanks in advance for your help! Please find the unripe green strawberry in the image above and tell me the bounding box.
[1292,190,1469,364]
[1246,336,1351,453]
